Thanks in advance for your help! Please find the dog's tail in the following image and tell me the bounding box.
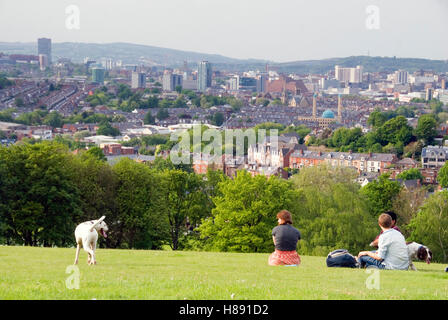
[89,216,106,232]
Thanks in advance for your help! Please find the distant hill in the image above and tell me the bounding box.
[0,42,447,73]
[0,42,270,69]
[271,56,448,74]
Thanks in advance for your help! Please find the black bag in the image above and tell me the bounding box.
[326,249,358,268]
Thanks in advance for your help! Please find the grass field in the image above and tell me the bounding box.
[0,246,447,300]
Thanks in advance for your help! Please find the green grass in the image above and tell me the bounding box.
[0,246,447,300]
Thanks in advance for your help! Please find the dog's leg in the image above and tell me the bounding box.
[409,262,417,271]
[83,242,94,265]
[74,244,81,265]
[89,243,96,265]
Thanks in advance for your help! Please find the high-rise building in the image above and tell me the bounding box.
[131,71,146,89]
[394,70,408,84]
[37,38,52,65]
[197,61,212,92]
[91,67,105,84]
[335,65,363,83]
[38,54,48,71]
[426,87,434,101]
[256,73,267,93]
[162,71,183,91]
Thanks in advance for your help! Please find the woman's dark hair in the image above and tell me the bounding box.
[384,210,397,222]
[277,210,293,225]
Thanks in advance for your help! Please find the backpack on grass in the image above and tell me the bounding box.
[326,249,359,268]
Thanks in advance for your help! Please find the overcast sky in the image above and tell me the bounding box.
[0,0,447,62]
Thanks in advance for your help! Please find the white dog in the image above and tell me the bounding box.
[74,216,108,265]
[407,242,432,271]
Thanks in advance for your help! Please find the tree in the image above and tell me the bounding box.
[156,108,169,120]
[360,173,402,215]
[0,141,82,246]
[408,191,448,262]
[144,111,155,125]
[159,169,208,250]
[147,96,159,109]
[415,114,437,145]
[396,168,424,183]
[43,111,64,129]
[199,170,300,253]
[392,186,426,238]
[112,158,169,249]
[437,161,448,188]
[290,165,377,256]
[211,112,224,126]
[378,116,413,147]
[85,146,106,162]
[70,153,117,247]
[15,97,24,107]
[96,121,120,137]
[367,110,388,128]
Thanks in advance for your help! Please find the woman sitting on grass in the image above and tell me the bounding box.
[268,210,301,266]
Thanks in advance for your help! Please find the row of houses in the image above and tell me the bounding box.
[189,135,444,186]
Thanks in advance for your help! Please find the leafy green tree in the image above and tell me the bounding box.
[291,165,377,256]
[360,173,402,215]
[147,96,159,108]
[144,111,155,125]
[70,153,117,247]
[0,75,12,89]
[0,141,82,246]
[392,186,426,238]
[159,169,208,250]
[396,168,424,183]
[367,110,388,128]
[96,121,120,137]
[156,108,169,120]
[199,170,300,253]
[112,158,169,249]
[415,114,437,145]
[437,161,448,188]
[43,111,64,129]
[377,116,413,147]
[85,146,106,162]
[15,97,24,107]
[408,191,448,262]
[212,112,225,126]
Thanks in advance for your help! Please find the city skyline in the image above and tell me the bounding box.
[0,0,447,63]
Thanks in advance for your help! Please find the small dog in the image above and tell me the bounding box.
[407,242,432,271]
[74,216,108,265]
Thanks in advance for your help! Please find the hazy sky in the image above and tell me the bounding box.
[0,0,447,62]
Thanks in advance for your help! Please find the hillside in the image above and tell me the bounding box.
[0,246,447,300]
[0,41,269,69]
[1,42,447,73]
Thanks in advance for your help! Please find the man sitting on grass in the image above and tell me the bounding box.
[357,213,409,270]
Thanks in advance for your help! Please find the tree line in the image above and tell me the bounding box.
[309,107,438,158]
[0,141,446,262]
